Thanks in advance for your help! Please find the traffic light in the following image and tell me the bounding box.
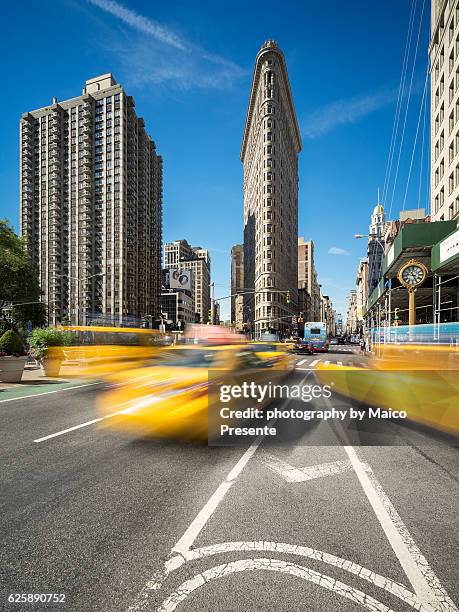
[208,309,212,321]
[286,291,290,303]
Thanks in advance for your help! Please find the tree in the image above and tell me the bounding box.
[0,219,46,329]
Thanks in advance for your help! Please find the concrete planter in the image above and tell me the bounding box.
[0,355,27,383]
[40,352,63,377]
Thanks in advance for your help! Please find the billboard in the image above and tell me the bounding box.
[169,268,192,291]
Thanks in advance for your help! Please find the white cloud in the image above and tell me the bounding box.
[328,247,350,256]
[88,0,186,49]
[87,0,245,89]
[301,89,398,139]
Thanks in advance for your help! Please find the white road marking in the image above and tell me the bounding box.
[261,455,353,483]
[127,366,457,612]
[313,399,459,610]
[342,442,457,610]
[324,360,330,365]
[162,541,427,611]
[0,382,100,404]
[158,558,398,612]
[296,359,307,366]
[310,359,320,367]
[171,418,276,556]
[33,411,120,443]
[127,374,314,611]
[337,361,343,366]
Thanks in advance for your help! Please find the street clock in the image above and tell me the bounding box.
[396,258,429,326]
[397,259,428,289]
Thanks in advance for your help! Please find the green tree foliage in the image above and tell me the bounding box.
[0,219,46,329]
[0,329,25,356]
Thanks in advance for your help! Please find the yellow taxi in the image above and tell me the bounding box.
[248,341,295,372]
[57,326,166,379]
[97,343,292,441]
[315,343,459,436]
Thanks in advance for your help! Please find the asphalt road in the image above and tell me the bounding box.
[1,345,458,612]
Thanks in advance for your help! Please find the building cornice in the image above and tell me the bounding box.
[240,41,302,161]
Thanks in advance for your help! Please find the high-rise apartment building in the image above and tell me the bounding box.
[241,40,302,337]
[164,239,211,323]
[230,244,244,326]
[20,74,162,325]
[297,237,321,320]
[430,0,459,221]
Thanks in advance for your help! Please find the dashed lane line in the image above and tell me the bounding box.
[33,411,120,443]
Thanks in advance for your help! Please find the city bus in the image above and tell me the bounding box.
[303,321,329,352]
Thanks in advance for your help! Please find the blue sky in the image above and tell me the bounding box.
[0,0,430,319]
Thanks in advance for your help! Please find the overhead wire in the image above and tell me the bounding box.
[417,75,428,211]
[382,0,417,204]
[401,62,429,211]
[388,0,426,218]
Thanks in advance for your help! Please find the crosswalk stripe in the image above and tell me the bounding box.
[337,361,343,366]
[297,359,306,366]
[324,360,330,365]
[310,359,320,367]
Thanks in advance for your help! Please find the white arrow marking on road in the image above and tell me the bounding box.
[261,454,353,483]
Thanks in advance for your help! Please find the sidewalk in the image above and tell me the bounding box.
[0,363,96,402]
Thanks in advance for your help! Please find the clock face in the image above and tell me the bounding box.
[401,265,425,286]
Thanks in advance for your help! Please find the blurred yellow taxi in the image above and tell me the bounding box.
[315,343,459,436]
[97,343,291,440]
[248,341,295,372]
[58,326,166,379]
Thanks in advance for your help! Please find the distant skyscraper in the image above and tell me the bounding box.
[164,239,211,323]
[367,199,386,294]
[241,40,302,337]
[298,237,321,320]
[430,0,459,221]
[346,289,358,335]
[230,244,244,326]
[20,74,162,325]
[356,257,369,327]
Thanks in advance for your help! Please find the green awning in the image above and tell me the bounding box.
[431,226,459,272]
